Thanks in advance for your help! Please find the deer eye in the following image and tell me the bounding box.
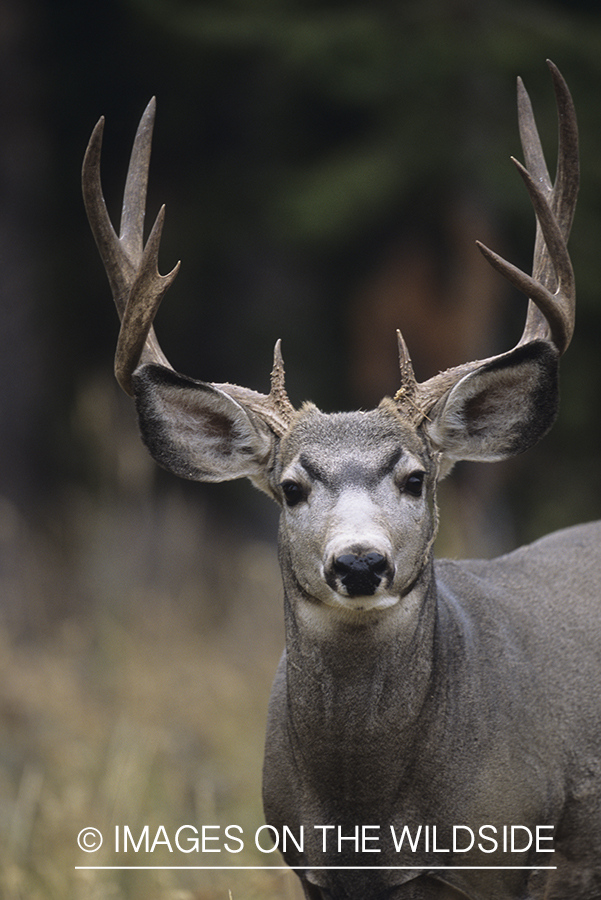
[281,480,307,507]
[403,471,425,498]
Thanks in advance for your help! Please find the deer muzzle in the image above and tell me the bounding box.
[326,548,395,598]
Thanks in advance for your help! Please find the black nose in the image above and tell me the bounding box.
[333,552,388,597]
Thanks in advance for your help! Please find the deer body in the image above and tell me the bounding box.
[267,502,601,897]
[257,404,601,899]
[83,63,601,898]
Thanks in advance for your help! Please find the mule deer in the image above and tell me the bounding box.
[83,62,600,899]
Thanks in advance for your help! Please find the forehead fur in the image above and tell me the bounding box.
[278,398,429,471]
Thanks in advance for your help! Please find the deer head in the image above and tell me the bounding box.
[82,60,577,611]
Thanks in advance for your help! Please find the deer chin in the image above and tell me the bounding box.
[324,587,400,613]
[337,593,400,612]
[297,572,400,614]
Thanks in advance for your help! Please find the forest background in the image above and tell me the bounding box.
[0,1,600,898]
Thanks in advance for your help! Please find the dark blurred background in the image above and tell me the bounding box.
[1,0,601,619]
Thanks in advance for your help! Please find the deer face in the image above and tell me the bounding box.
[132,366,443,615]
[85,64,576,628]
[131,342,560,619]
[274,402,437,613]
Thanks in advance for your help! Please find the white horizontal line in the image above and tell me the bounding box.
[75,865,557,871]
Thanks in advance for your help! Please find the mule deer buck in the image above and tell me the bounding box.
[83,62,600,899]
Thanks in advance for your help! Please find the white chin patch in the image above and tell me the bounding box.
[330,592,399,612]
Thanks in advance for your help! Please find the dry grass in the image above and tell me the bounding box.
[0,475,304,900]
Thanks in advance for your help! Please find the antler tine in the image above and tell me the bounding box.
[543,61,579,234]
[120,98,154,266]
[82,98,180,396]
[476,155,575,353]
[115,206,180,392]
[476,60,578,355]
[82,117,130,310]
[395,62,578,425]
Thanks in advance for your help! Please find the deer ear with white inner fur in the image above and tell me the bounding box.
[424,340,559,471]
[132,365,278,496]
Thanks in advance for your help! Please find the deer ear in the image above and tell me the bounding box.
[132,365,278,495]
[425,341,559,469]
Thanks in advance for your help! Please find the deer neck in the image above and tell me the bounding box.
[278,546,438,793]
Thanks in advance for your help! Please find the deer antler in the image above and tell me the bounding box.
[394,60,578,424]
[82,99,179,395]
[82,98,295,435]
